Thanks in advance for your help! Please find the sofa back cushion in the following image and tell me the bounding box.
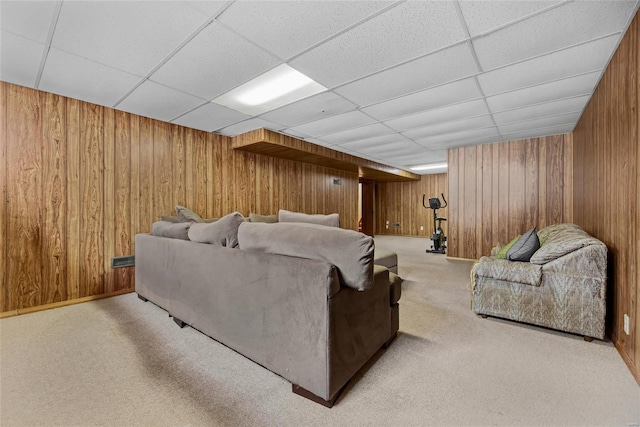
[188,212,245,247]
[151,221,191,240]
[238,222,374,291]
[176,205,203,223]
[531,224,604,265]
[249,213,278,223]
[278,209,339,227]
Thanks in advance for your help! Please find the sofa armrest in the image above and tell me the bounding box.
[542,243,607,280]
[373,264,402,306]
[474,256,543,286]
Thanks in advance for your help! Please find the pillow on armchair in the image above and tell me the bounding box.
[506,227,540,262]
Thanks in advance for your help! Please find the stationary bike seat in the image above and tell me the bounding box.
[436,217,447,221]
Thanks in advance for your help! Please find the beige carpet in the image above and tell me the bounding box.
[1,235,639,426]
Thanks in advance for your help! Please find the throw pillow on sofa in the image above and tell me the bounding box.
[506,227,540,262]
[238,222,374,291]
[176,205,203,223]
[161,215,179,223]
[278,209,339,227]
[188,212,245,247]
[164,213,218,223]
[151,221,191,240]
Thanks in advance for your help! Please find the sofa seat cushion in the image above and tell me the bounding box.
[151,221,191,240]
[188,212,245,247]
[238,222,374,291]
[474,256,543,286]
[278,209,339,227]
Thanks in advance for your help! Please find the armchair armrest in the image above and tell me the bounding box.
[474,256,543,287]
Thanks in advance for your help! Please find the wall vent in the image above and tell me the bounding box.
[112,255,135,269]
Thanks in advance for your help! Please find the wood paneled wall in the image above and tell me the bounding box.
[375,136,573,259]
[375,173,448,237]
[0,82,358,315]
[573,11,640,383]
[447,135,574,260]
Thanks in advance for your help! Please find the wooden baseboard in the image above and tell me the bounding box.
[446,256,479,262]
[0,289,134,319]
[612,335,640,387]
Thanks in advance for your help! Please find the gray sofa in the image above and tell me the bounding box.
[472,223,607,340]
[135,220,400,407]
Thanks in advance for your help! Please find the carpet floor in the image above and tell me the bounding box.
[1,235,638,426]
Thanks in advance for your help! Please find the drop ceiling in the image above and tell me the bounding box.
[1,0,638,174]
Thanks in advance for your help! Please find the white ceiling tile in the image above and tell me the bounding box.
[498,112,581,134]
[477,35,619,95]
[501,124,575,141]
[150,22,279,100]
[39,48,142,107]
[403,115,496,140]
[51,2,208,76]
[289,110,375,137]
[322,123,393,145]
[281,129,313,140]
[216,118,284,136]
[171,102,250,132]
[376,146,428,161]
[185,1,228,17]
[218,1,392,60]
[424,134,504,151]
[358,139,421,156]
[474,1,638,70]
[362,77,482,121]
[116,80,206,122]
[334,44,479,106]
[486,72,601,112]
[459,1,562,37]
[339,134,413,152]
[415,127,500,147]
[493,95,589,125]
[0,1,57,43]
[384,149,443,164]
[290,1,466,88]
[259,92,356,128]
[0,31,45,87]
[424,150,448,162]
[387,100,489,133]
[450,135,503,148]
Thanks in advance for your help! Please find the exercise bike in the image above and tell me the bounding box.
[422,193,447,254]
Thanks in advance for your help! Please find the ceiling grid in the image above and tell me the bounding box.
[1,0,638,173]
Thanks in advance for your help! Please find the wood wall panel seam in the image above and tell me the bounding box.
[1,83,360,315]
[380,135,574,261]
[0,82,6,311]
[573,12,639,378]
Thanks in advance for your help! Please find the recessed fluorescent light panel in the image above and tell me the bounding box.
[410,162,448,172]
[211,64,327,115]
